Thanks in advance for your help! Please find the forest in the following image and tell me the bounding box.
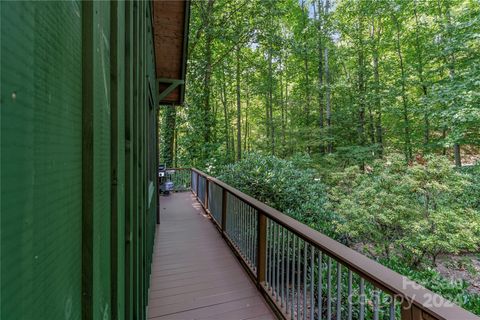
[159,0,480,315]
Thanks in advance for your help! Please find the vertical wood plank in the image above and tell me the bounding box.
[124,1,134,318]
[110,1,119,318]
[81,2,94,319]
[412,305,425,320]
[401,300,413,320]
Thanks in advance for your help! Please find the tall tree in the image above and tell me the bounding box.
[371,14,383,157]
[324,0,332,153]
[412,0,430,151]
[356,3,367,152]
[162,106,176,167]
[236,45,242,160]
[202,0,215,153]
[393,11,413,162]
[316,0,325,153]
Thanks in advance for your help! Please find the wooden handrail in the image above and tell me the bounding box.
[187,168,478,320]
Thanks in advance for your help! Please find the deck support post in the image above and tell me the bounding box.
[221,188,227,234]
[257,212,267,284]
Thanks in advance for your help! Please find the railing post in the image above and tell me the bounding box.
[221,188,227,233]
[191,170,194,193]
[156,174,160,224]
[401,301,425,320]
[188,169,191,191]
[196,171,199,197]
[257,211,267,284]
[205,178,209,210]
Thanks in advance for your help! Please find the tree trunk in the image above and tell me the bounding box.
[367,107,375,144]
[163,106,176,167]
[372,18,383,157]
[284,66,289,155]
[394,16,413,162]
[230,127,235,160]
[202,0,215,152]
[317,0,325,154]
[413,2,430,153]
[324,0,332,153]
[449,73,461,167]
[341,61,356,148]
[236,45,242,161]
[438,0,461,167]
[304,58,310,125]
[454,145,461,167]
[280,58,286,155]
[174,122,178,167]
[244,85,249,152]
[302,0,310,126]
[221,65,230,160]
[268,45,275,155]
[357,14,366,152]
[446,10,461,167]
[212,92,218,143]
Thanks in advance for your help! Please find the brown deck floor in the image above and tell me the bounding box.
[148,192,275,320]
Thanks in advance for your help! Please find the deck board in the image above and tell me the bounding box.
[148,192,275,320]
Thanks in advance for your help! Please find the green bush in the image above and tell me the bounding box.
[459,164,480,210]
[329,154,480,266]
[216,153,337,238]
[381,257,480,315]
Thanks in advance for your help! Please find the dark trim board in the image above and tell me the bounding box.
[81,2,94,318]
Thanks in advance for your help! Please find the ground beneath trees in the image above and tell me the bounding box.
[352,243,480,296]
[437,254,480,295]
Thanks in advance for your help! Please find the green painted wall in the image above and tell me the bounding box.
[1,2,83,319]
[1,1,159,319]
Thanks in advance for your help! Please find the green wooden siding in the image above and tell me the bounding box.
[1,2,83,319]
[92,1,112,318]
[1,1,159,319]
[111,2,127,319]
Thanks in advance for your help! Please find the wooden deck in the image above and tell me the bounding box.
[147,192,275,320]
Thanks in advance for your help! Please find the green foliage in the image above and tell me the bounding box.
[459,164,480,210]
[216,153,337,237]
[216,153,480,315]
[160,106,176,167]
[381,257,480,315]
[334,145,381,167]
[330,154,480,266]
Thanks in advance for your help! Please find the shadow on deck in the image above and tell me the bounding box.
[147,192,275,320]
